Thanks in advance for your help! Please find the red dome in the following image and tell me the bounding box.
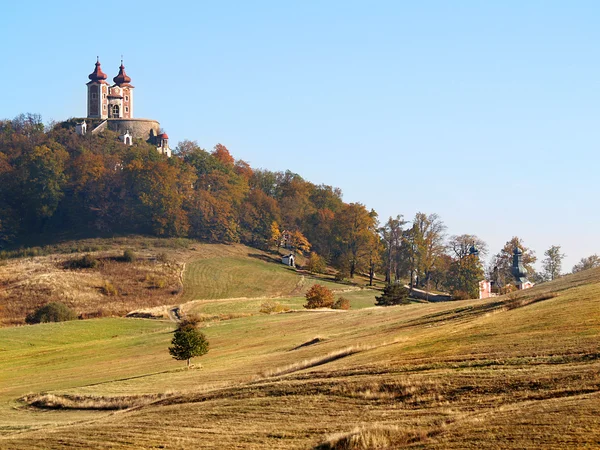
[161,133,169,140]
[113,63,132,85]
[88,58,108,82]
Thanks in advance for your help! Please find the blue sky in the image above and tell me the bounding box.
[1,1,598,271]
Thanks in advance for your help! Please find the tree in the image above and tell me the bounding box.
[489,237,537,286]
[375,283,410,306]
[169,322,209,367]
[448,234,488,260]
[572,254,600,273]
[332,203,379,278]
[306,252,326,274]
[542,245,565,281]
[406,212,446,289]
[380,215,407,283]
[304,284,335,309]
[446,254,484,299]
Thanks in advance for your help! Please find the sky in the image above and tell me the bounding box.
[1,0,598,272]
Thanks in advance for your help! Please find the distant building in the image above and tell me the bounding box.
[479,247,534,299]
[77,58,171,157]
[282,254,295,267]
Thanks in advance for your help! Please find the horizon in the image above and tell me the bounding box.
[1,1,598,272]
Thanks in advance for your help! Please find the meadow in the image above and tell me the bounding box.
[0,242,599,448]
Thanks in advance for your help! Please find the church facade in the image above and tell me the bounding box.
[81,58,171,157]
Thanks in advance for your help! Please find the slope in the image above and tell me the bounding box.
[1,268,599,448]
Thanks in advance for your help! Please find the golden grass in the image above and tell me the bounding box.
[1,264,599,448]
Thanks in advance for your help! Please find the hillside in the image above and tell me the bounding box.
[0,237,376,326]
[0,262,599,448]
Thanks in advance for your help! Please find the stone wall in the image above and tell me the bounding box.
[107,118,160,142]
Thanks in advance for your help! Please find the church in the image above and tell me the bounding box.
[78,58,171,157]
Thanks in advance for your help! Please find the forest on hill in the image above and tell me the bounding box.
[0,114,575,298]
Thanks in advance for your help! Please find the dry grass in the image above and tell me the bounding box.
[0,266,599,448]
[316,425,430,449]
[21,393,170,410]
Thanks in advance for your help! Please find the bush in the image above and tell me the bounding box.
[146,274,167,289]
[375,283,410,306]
[122,249,136,262]
[304,284,335,309]
[65,254,99,269]
[334,271,347,282]
[259,300,289,314]
[101,280,118,296]
[26,302,78,324]
[332,297,351,310]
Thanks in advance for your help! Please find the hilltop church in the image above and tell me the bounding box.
[77,58,171,157]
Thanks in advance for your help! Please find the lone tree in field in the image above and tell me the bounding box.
[169,321,209,368]
[375,283,410,306]
[304,284,335,309]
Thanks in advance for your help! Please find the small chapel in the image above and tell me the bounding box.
[77,58,171,157]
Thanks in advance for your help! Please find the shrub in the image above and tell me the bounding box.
[260,300,289,314]
[304,284,335,309]
[334,271,347,282]
[101,280,118,296]
[375,283,410,306]
[26,302,78,324]
[156,252,169,263]
[146,274,167,289]
[122,249,136,262]
[65,254,99,269]
[333,297,351,310]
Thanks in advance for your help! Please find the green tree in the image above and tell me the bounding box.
[446,254,484,299]
[169,323,209,368]
[375,283,410,306]
[542,245,565,281]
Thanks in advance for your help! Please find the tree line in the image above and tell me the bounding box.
[0,114,591,297]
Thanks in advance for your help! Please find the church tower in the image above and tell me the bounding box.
[87,58,109,119]
[108,60,134,119]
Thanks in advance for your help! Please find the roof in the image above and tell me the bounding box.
[113,63,132,85]
[88,58,108,83]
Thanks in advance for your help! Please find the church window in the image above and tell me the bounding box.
[111,105,120,117]
[125,95,129,102]
[103,104,107,110]
[125,106,129,113]
[91,92,97,100]
[103,93,106,99]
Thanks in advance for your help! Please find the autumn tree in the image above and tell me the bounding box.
[287,229,311,255]
[304,284,335,309]
[542,245,565,281]
[332,203,379,278]
[406,213,447,290]
[306,252,326,273]
[448,234,488,260]
[380,215,407,283]
[572,254,600,273]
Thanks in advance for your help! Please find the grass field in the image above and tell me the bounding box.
[1,243,599,448]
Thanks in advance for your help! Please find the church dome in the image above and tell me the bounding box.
[113,62,132,85]
[160,133,169,140]
[88,58,108,82]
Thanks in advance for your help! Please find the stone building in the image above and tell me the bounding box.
[79,58,171,157]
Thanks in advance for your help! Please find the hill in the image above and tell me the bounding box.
[0,264,599,448]
[0,237,377,326]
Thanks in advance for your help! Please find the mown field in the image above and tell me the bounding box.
[0,258,599,448]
